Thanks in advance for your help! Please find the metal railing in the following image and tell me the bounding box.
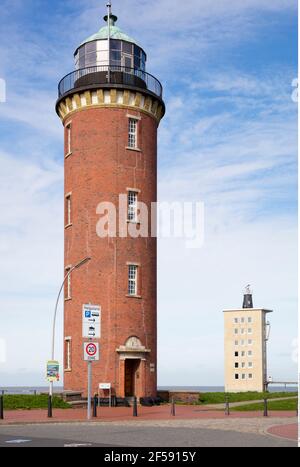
[58,65,163,99]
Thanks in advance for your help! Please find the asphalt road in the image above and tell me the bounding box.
[0,423,297,448]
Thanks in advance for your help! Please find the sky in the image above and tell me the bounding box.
[0,0,298,387]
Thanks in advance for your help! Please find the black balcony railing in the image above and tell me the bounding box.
[58,66,163,100]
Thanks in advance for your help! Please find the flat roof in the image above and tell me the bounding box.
[223,308,273,313]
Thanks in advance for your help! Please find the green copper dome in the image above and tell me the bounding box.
[77,15,141,51]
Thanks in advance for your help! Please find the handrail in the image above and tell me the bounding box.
[58,65,163,99]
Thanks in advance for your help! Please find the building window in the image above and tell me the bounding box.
[234,340,239,346]
[234,328,238,335]
[248,362,253,368]
[248,339,253,346]
[241,340,245,346]
[64,338,72,371]
[242,374,246,380]
[235,362,239,368]
[128,118,138,148]
[235,374,239,380]
[248,350,253,357]
[248,317,252,323]
[241,362,246,369]
[234,318,239,324]
[241,317,245,324]
[248,374,253,380]
[65,194,72,227]
[241,328,245,334]
[66,123,72,156]
[128,265,138,296]
[65,266,72,300]
[234,351,239,357]
[128,191,138,222]
[248,328,252,334]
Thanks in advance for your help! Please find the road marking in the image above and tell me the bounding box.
[5,439,32,444]
[64,443,93,448]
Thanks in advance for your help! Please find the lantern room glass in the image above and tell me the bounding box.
[75,39,146,72]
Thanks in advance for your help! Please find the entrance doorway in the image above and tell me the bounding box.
[125,359,140,397]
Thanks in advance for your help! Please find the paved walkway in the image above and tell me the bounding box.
[0,405,297,441]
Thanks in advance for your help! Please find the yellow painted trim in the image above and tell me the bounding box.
[123,90,130,105]
[144,96,152,112]
[66,97,73,112]
[74,94,82,109]
[97,89,104,104]
[84,91,92,106]
[110,89,117,104]
[134,92,142,107]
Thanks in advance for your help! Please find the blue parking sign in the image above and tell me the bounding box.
[85,310,91,318]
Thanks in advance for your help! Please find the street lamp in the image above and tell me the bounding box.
[48,256,91,417]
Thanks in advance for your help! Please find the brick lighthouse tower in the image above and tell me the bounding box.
[56,4,165,400]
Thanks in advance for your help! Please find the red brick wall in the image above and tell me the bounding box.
[63,106,158,398]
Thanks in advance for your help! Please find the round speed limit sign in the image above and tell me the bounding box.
[84,342,99,361]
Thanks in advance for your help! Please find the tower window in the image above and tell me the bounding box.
[235,362,239,368]
[128,118,138,148]
[235,374,239,380]
[66,123,72,156]
[128,191,138,222]
[64,337,72,371]
[65,193,72,227]
[234,351,239,357]
[65,266,72,300]
[128,265,138,296]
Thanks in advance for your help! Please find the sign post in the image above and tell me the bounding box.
[83,342,100,420]
[82,304,101,421]
[46,361,60,418]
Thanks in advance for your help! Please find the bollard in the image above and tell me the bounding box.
[93,395,98,418]
[133,397,138,417]
[225,397,230,416]
[0,395,4,420]
[263,398,268,417]
[171,398,176,417]
[48,395,53,418]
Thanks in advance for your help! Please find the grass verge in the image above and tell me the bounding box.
[2,395,70,410]
[198,392,298,405]
[232,398,298,412]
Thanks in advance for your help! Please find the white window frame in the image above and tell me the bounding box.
[65,193,72,227]
[66,122,72,156]
[64,337,72,371]
[65,266,72,300]
[128,190,138,223]
[128,118,138,149]
[128,264,138,296]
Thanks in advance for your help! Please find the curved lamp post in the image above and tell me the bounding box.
[48,256,91,417]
